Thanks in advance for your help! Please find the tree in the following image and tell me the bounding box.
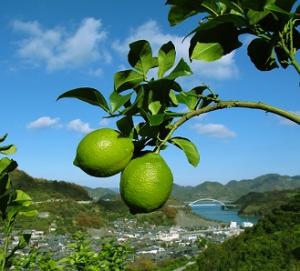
[57,0,300,209]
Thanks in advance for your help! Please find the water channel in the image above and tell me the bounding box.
[191,203,258,225]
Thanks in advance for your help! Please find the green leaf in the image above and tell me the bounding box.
[264,3,290,15]
[170,137,200,167]
[190,23,242,61]
[57,88,110,113]
[148,114,165,126]
[114,70,144,92]
[167,58,192,80]
[116,116,134,137]
[0,134,8,143]
[247,9,270,25]
[191,42,224,61]
[275,0,296,12]
[109,91,132,113]
[247,38,278,71]
[13,190,32,206]
[19,210,38,217]
[158,41,176,78]
[169,90,179,106]
[148,101,162,115]
[0,144,17,155]
[128,40,158,75]
[167,0,205,26]
[176,92,198,110]
[0,158,17,175]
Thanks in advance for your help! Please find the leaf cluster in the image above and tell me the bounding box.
[0,134,37,270]
[166,0,300,71]
[57,40,216,167]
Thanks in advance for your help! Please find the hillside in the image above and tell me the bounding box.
[189,192,300,271]
[235,189,300,216]
[10,170,215,233]
[11,169,91,201]
[83,186,117,201]
[171,174,300,202]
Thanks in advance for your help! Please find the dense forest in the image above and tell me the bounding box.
[187,193,300,271]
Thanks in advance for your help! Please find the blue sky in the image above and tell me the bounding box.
[1,0,300,188]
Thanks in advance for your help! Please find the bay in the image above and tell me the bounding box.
[192,204,258,225]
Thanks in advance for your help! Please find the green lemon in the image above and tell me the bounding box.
[120,152,173,213]
[74,128,134,177]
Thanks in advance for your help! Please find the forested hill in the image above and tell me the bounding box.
[235,189,300,216]
[191,192,300,270]
[11,169,91,201]
[172,174,300,201]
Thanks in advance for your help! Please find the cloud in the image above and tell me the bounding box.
[27,116,60,129]
[99,118,109,126]
[11,18,110,71]
[277,111,300,126]
[67,119,94,134]
[112,20,238,80]
[192,123,236,138]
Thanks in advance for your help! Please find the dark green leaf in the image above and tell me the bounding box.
[114,70,144,92]
[247,38,278,71]
[275,46,289,68]
[158,41,176,78]
[148,114,165,126]
[190,23,242,61]
[128,40,158,75]
[57,88,110,113]
[110,91,132,113]
[167,0,205,26]
[0,145,17,155]
[275,0,297,12]
[241,0,269,11]
[264,3,290,15]
[247,9,270,25]
[0,134,8,143]
[167,58,192,80]
[116,116,134,137]
[17,233,32,249]
[170,137,200,166]
[0,158,17,175]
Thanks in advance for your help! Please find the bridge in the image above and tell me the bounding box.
[188,198,237,209]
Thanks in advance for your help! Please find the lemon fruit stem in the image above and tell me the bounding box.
[154,99,300,153]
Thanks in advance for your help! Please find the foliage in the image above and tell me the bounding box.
[171,174,300,201]
[235,188,300,216]
[11,169,91,201]
[13,231,133,271]
[166,0,300,74]
[0,134,37,271]
[191,193,300,271]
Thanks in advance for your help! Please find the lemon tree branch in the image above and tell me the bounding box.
[155,100,300,153]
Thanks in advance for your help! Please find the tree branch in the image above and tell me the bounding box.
[155,100,300,153]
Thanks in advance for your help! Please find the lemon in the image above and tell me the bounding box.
[120,152,173,213]
[74,128,134,177]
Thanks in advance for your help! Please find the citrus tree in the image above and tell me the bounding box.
[0,134,37,271]
[58,0,300,213]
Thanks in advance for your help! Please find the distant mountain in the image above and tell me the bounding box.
[235,189,300,216]
[11,169,91,201]
[171,174,300,202]
[83,186,117,201]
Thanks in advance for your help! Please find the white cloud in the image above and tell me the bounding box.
[112,20,238,80]
[27,116,60,129]
[99,118,109,126]
[67,119,94,134]
[12,18,110,71]
[277,111,300,126]
[192,123,236,138]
